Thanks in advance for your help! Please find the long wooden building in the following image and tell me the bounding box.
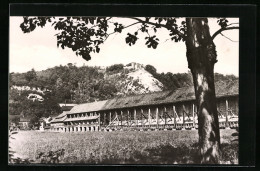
[50,81,239,132]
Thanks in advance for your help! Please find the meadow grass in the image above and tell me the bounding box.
[9,129,238,164]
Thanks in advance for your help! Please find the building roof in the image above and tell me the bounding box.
[19,117,31,122]
[61,106,75,111]
[67,80,238,114]
[67,100,108,114]
[59,103,77,107]
[50,111,69,123]
[64,115,99,122]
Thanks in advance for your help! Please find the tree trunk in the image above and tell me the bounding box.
[185,18,221,164]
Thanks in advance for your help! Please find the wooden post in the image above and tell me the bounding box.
[192,104,195,129]
[148,108,151,127]
[141,109,143,127]
[98,113,101,131]
[134,109,137,126]
[120,110,123,128]
[182,105,185,130]
[226,99,229,128]
[173,105,176,129]
[127,110,130,127]
[104,113,106,126]
[115,111,118,126]
[164,107,167,127]
[156,107,159,128]
[109,112,112,124]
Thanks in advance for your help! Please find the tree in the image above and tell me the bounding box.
[25,68,37,82]
[145,64,157,76]
[20,17,238,163]
[106,64,124,73]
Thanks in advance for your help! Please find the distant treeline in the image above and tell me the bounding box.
[144,64,238,90]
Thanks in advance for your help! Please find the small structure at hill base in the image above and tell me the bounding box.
[18,117,31,130]
[39,117,53,131]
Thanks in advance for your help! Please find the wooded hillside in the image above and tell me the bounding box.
[9,63,238,125]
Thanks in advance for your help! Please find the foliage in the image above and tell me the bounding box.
[20,17,190,61]
[9,88,61,125]
[25,69,37,82]
[20,17,236,62]
[215,73,238,83]
[10,63,238,106]
[9,115,20,125]
[106,64,124,73]
[36,149,65,164]
[144,64,157,75]
[144,64,238,91]
[217,18,229,28]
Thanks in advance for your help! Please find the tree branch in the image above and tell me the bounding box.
[129,17,185,38]
[146,30,151,37]
[105,21,141,39]
[212,26,239,40]
[124,21,142,30]
[220,33,239,42]
[227,23,239,27]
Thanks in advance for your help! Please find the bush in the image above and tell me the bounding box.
[145,65,157,75]
[106,64,124,73]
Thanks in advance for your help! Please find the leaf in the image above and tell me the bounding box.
[96,47,100,53]
[90,18,94,25]
[51,21,56,26]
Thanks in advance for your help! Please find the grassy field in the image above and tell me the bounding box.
[9,129,238,164]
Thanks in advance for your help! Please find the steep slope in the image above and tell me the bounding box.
[124,68,163,94]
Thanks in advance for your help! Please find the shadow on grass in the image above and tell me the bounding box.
[63,141,238,165]
[65,143,201,164]
[134,143,201,164]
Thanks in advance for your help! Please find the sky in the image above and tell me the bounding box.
[9,17,239,76]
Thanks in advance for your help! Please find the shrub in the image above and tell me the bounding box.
[106,64,124,73]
